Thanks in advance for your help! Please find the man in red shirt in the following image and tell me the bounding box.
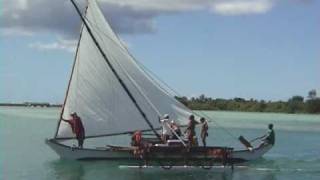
[62,112,85,148]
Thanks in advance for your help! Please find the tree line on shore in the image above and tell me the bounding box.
[175,90,320,114]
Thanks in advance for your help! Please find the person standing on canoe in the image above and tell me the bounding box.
[160,114,172,142]
[62,112,85,148]
[170,119,182,139]
[184,115,199,146]
[200,117,209,147]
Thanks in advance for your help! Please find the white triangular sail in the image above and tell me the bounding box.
[56,0,192,139]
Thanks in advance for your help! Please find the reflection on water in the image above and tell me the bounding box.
[123,168,233,180]
[48,160,85,180]
[47,157,320,180]
[48,159,234,180]
[47,159,297,180]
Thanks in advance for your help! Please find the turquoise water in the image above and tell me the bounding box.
[1,107,320,180]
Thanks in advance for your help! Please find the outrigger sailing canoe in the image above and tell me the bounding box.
[46,0,273,167]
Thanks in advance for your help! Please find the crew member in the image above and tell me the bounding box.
[131,131,142,146]
[256,124,275,147]
[62,112,85,148]
[159,114,172,142]
[184,114,199,146]
[200,117,209,147]
[170,119,182,139]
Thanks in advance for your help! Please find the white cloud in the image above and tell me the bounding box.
[102,0,275,15]
[0,0,278,39]
[0,27,33,36]
[101,0,205,12]
[17,0,29,10]
[211,0,273,15]
[1,0,311,38]
[27,36,133,53]
[29,39,77,53]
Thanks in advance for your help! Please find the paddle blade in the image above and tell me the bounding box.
[238,136,253,149]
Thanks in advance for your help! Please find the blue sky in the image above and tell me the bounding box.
[1,0,319,103]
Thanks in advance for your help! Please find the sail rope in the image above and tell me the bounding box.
[86,15,189,147]
[85,27,189,146]
[79,1,238,142]
[104,51,162,117]
[84,14,163,118]
[139,66,239,141]
[83,15,178,100]
[84,16,190,114]
[84,17,238,142]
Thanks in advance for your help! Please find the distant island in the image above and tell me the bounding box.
[1,90,319,114]
[0,102,62,108]
[176,90,320,114]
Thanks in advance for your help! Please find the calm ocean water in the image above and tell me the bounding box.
[1,107,320,180]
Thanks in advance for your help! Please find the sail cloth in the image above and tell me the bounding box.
[56,0,192,139]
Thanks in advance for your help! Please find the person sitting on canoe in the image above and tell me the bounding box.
[184,114,199,146]
[255,123,275,147]
[62,112,85,148]
[170,119,182,139]
[200,117,209,147]
[263,124,275,145]
[131,131,148,158]
[159,114,172,142]
[131,131,142,147]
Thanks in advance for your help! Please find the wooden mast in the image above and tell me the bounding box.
[53,4,89,138]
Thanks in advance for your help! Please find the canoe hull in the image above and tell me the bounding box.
[46,139,272,165]
[232,144,273,162]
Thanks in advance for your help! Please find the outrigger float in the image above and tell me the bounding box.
[46,0,273,169]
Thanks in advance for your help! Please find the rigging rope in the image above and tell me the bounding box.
[83,15,178,100]
[131,56,239,141]
[81,3,239,142]
[133,55,240,141]
[85,18,163,118]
